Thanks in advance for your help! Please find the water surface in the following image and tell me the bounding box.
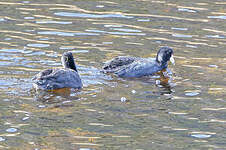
[0,0,226,149]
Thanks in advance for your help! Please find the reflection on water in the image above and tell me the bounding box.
[0,0,226,149]
[33,88,80,104]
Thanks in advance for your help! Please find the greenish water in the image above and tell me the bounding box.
[0,0,225,149]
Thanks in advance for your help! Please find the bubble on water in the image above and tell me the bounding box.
[121,97,127,102]
[131,90,136,94]
[6,128,17,133]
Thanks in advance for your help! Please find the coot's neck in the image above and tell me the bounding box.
[156,57,168,68]
[67,62,77,72]
[62,57,78,72]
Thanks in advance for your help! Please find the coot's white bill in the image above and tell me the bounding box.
[170,55,175,65]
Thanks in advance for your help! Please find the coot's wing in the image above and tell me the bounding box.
[114,58,161,78]
[33,69,82,90]
[103,56,137,72]
[48,69,82,89]
[32,69,53,80]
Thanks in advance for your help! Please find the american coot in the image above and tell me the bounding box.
[102,47,175,78]
[32,52,82,90]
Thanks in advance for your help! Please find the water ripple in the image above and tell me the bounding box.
[205,35,224,39]
[185,92,200,96]
[191,134,212,139]
[137,19,150,22]
[38,31,99,36]
[208,16,226,20]
[27,43,50,48]
[6,128,18,133]
[178,8,197,13]
[36,20,72,24]
[172,34,193,38]
[86,29,106,33]
[107,32,145,36]
[0,18,5,22]
[111,28,142,33]
[0,48,31,54]
[24,17,34,20]
[54,12,133,19]
[104,24,123,28]
[171,27,188,31]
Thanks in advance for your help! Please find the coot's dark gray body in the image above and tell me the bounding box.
[32,52,82,90]
[103,47,175,78]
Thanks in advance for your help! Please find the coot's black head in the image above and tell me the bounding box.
[156,47,175,66]
[61,52,77,72]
